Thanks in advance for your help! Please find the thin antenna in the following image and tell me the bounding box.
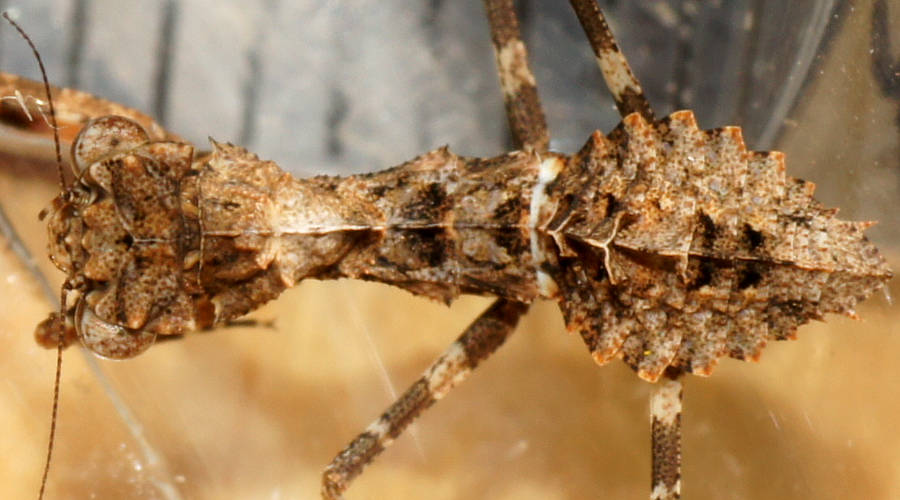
[2,11,67,190]
[37,305,64,500]
[1,12,67,499]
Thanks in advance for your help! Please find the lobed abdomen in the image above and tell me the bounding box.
[543,110,890,382]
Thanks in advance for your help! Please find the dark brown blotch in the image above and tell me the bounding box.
[399,182,447,221]
[409,228,449,268]
[736,261,764,289]
[688,259,716,290]
[492,196,521,221]
[783,213,813,227]
[604,193,620,217]
[492,227,529,263]
[743,223,764,251]
[698,212,717,247]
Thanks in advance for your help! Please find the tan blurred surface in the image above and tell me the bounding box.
[2,2,900,500]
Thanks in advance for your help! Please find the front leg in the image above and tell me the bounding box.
[322,299,528,500]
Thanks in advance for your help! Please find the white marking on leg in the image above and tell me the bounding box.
[596,48,641,103]
[650,480,681,500]
[364,416,394,448]
[364,417,391,439]
[650,378,682,427]
[425,341,471,400]
[497,40,537,97]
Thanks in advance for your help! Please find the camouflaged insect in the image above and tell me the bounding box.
[27,102,890,382]
[3,3,893,499]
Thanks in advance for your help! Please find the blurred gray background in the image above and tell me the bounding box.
[0,1,861,172]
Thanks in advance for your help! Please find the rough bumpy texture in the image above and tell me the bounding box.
[36,111,890,379]
[545,110,891,381]
[36,116,545,358]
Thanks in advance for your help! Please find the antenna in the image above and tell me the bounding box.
[1,12,67,500]
[2,11,67,190]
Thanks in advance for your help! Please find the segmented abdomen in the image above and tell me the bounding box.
[542,110,889,381]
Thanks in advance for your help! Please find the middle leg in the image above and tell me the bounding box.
[484,0,549,152]
[323,2,550,498]
[321,299,528,499]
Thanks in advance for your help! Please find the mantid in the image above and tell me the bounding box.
[0,1,891,499]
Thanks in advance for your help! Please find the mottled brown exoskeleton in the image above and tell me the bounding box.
[1,2,891,499]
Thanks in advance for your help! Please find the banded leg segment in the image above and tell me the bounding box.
[483,0,549,152]
[570,4,687,498]
[323,4,542,498]
[650,374,683,500]
[569,0,655,121]
[321,299,528,500]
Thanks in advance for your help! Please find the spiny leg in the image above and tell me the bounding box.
[650,371,683,500]
[569,0,655,122]
[321,299,528,499]
[483,0,550,152]
[569,2,685,498]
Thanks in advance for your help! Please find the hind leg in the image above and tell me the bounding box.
[650,371,683,500]
[322,2,552,498]
[568,2,683,498]
[569,0,655,121]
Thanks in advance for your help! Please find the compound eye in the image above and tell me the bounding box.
[76,302,156,359]
[71,115,150,176]
[44,200,80,274]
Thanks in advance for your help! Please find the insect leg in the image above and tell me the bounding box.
[871,0,900,100]
[650,372,683,500]
[569,4,687,497]
[568,0,655,121]
[321,299,528,500]
[483,0,549,152]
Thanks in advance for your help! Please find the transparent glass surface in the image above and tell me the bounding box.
[1,1,898,499]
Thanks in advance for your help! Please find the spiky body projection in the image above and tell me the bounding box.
[36,110,889,383]
[547,111,889,381]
